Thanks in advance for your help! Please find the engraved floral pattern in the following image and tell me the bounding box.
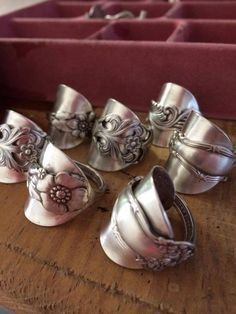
[28,165,89,214]
[0,124,46,172]
[136,237,194,271]
[150,100,190,130]
[49,111,96,139]
[93,114,152,164]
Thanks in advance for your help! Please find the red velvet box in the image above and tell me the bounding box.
[0,0,236,120]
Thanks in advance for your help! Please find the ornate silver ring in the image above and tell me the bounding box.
[166,111,236,194]
[86,5,147,19]
[88,98,153,171]
[148,82,200,147]
[100,166,195,270]
[25,142,106,227]
[0,110,47,183]
[49,84,96,150]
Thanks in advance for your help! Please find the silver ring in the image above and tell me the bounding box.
[0,110,47,183]
[166,111,236,194]
[49,84,96,150]
[100,166,195,270]
[86,5,147,19]
[25,142,106,227]
[88,98,153,171]
[148,83,200,147]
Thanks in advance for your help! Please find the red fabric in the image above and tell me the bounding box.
[0,0,236,120]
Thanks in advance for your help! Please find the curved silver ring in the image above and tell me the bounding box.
[88,98,153,171]
[86,5,147,19]
[100,166,195,271]
[166,111,236,194]
[148,82,200,147]
[0,110,47,183]
[25,142,106,227]
[49,84,96,150]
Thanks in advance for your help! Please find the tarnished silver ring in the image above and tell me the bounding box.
[0,110,47,183]
[166,111,236,194]
[88,98,153,172]
[86,5,147,19]
[25,142,106,227]
[49,84,96,150]
[100,166,195,271]
[148,82,200,147]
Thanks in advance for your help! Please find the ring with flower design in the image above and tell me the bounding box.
[0,110,47,183]
[88,98,153,171]
[49,84,96,150]
[100,166,195,270]
[24,142,106,227]
[148,82,200,148]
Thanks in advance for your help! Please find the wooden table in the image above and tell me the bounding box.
[0,102,235,314]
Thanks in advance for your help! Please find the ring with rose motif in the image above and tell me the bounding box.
[25,142,106,227]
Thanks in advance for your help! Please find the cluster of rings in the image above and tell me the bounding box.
[0,82,235,271]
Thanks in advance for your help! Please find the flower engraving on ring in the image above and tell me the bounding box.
[0,124,46,172]
[136,238,194,271]
[93,114,152,164]
[28,165,89,214]
[49,111,96,139]
[49,185,72,204]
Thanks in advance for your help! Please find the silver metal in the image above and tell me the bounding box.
[100,166,195,270]
[86,5,147,19]
[148,82,200,147]
[166,111,236,194]
[0,110,47,183]
[24,142,106,227]
[49,84,95,150]
[88,98,152,172]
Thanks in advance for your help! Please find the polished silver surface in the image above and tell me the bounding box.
[148,82,200,147]
[25,142,106,227]
[100,166,195,270]
[88,98,152,172]
[0,110,47,183]
[166,111,236,194]
[49,84,95,150]
[86,5,147,19]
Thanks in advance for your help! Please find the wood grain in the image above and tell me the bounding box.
[0,103,235,314]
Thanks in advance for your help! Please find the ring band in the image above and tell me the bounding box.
[25,142,106,227]
[86,5,147,19]
[88,98,152,171]
[166,111,236,194]
[100,166,195,270]
[148,83,200,147]
[49,84,96,150]
[0,110,47,183]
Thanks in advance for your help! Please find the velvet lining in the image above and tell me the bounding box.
[0,0,236,120]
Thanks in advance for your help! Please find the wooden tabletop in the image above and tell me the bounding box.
[0,103,235,314]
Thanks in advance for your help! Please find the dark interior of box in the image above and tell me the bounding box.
[0,0,236,120]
